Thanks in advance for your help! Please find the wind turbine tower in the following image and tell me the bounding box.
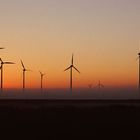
[21,60,31,91]
[138,53,140,89]
[39,71,46,91]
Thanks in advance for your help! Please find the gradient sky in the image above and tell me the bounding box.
[0,0,140,89]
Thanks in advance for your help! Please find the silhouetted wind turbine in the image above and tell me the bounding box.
[39,71,46,91]
[64,54,80,91]
[97,80,104,89]
[0,58,14,91]
[137,52,140,89]
[21,60,31,91]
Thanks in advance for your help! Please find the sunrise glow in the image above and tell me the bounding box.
[0,0,139,89]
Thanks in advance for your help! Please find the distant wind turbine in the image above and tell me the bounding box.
[88,84,93,89]
[39,71,46,91]
[64,54,80,91]
[0,58,14,91]
[21,60,31,91]
[97,80,104,89]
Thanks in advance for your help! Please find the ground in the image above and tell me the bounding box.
[0,99,140,139]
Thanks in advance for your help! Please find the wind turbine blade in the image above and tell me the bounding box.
[4,62,15,64]
[72,54,74,65]
[0,48,4,49]
[39,71,42,75]
[64,66,71,71]
[20,60,25,69]
[138,40,140,53]
[73,66,80,73]
[42,74,46,77]
[39,71,46,76]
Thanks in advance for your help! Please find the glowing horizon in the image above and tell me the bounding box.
[0,0,140,89]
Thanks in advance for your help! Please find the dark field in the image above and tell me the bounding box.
[0,99,140,139]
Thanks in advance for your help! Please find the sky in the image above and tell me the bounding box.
[0,0,140,89]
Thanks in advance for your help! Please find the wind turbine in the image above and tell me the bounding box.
[21,60,31,91]
[0,58,14,91]
[97,80,104,89]
[137,52,140,89]
[64,54,80,91]
[39,71,46,91]
[0,48,4,49]
[88,84,93,89]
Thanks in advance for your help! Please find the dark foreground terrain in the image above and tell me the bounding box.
[0,99,140,139]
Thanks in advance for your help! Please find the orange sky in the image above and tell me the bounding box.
[0,0,140,89]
